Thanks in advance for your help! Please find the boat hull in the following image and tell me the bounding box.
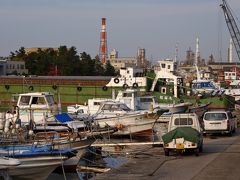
[96,113,157,135]
[8,156,67,180]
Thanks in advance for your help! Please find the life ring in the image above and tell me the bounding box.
[77,86,82,91]
[5,85,10,90]
[28,86,34,91]
[102,86,108,91]
[132,83,138,89]
[52,85,58,90]
[114,78,120,84]
[123,84,128,89]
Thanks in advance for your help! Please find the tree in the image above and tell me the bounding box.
[10,46,115,76]
[104,60,115,76]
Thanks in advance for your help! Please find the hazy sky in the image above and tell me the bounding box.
[0,0,240,63]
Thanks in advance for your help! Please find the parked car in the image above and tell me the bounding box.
[203,110,236,135]
[162,113,203,156]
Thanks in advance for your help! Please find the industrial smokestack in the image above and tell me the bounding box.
[195,37,200,65]
[99,18,108,64]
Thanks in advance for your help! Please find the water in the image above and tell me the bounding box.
[47,146,128,180]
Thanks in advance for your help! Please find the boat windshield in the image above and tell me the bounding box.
[45,95,55,105]
[101,103,131,111]
[31,96,46,105]
[192,81,215,89]
[19,96,31,105]
[140,97,153,103]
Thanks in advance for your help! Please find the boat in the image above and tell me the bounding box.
[91,101,158,135]
[0,156,20,180]
[188,103,210,118]
[191,63,220,95]
[5,92,59,125]
[0,144,74,180]
[191,79,218,95]
[0,156,20,170]
[105,67,147,89]
[67,88,190,116]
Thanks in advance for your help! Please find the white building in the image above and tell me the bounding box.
[0,59,28,75]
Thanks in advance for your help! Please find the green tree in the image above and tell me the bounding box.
[104,60,115,76]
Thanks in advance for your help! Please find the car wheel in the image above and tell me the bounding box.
[164,149,170,156]
[232,127,236,133]
[194,148,199,156]
[199,144,203,152]
[228,130,232,137]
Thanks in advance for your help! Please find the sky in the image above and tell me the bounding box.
[0,0,240,63]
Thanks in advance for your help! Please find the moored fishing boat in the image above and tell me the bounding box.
[91,101,159,135]
[0,146,74,180]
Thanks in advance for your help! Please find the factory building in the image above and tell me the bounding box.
[108,48,148,70]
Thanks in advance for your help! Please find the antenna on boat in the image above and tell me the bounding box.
[57,93,62,114]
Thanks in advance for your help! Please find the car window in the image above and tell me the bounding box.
[174,118,193,126]
[204,113,227,121]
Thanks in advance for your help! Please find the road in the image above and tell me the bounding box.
[96,129,240,180]
[151,130,240,180]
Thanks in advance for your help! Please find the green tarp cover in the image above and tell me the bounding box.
[162,127,200,144]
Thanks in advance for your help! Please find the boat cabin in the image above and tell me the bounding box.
[191,80,216,94]
[6,92,58,125]
[17,92,55,109]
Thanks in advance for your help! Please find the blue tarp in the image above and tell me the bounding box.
[54,113,73,123]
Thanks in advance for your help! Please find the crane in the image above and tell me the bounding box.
[220,0,240,61]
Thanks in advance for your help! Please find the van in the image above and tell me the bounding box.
[203,110,236,135]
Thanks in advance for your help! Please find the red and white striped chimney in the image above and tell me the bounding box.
[99,18,108,64]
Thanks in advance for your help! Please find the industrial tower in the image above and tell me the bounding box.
[99,18,108,64]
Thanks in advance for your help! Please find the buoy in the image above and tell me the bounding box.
[102,86,108,91]
[52,85,58,90]
[28,86,34,91]
[116,123,124,130]
[123,84,128,89]
[114,78,120,84]
[132,83,138,89]
[77,86,82,91]
[5,85,10,90]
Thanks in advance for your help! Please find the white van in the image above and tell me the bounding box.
[203,110,236,135]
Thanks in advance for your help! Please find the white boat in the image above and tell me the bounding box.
[92,101,158,135]
[0,156,20,180]
[5,92,58,125]
[0,156,20,170]
[8,156,68,180]
[67,89,190,116]
[192,64,220,95]
[191,79,218,94]
[115,89,191,113]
